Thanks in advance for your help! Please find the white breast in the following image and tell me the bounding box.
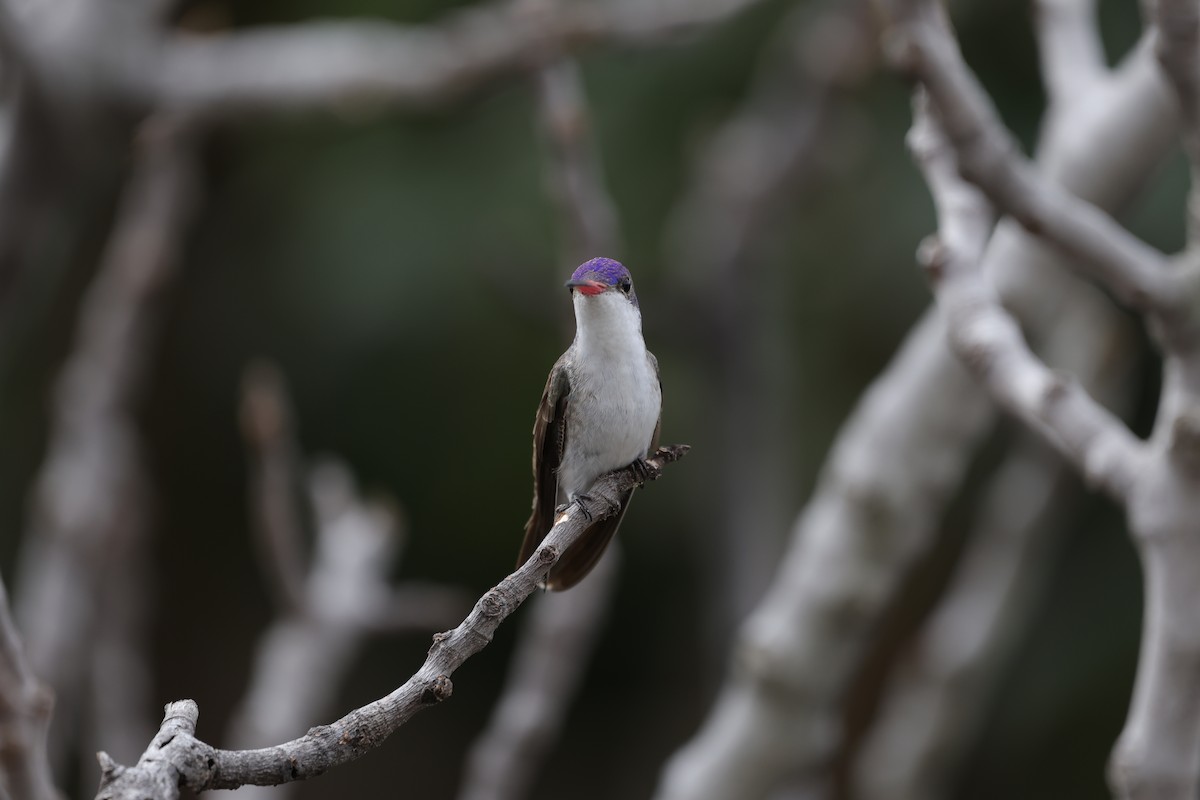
[557,292,662,500]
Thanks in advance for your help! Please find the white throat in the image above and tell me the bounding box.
[571,291,646,363]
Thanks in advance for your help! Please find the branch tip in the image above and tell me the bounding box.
[916,234,946,280]
[96,751,119,776]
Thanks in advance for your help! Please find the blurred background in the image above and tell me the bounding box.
[0,0,1184,798]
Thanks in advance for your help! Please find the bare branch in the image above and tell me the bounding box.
[94,446,689,800]
[663,0,877,636]
[909,93,1144,500]
[657,18,1177,800]
[894,23,1200,797]
[86,485,156,768]
[535,57,619,264]
[458,550,618,800]
[1151,0,1200,151]
[1034,0,1106,104]
[0,574,60,800]
[12,114,200,770]
[115,0,771,117]
[881,0,1181,318]
[240,362,312,615]
[854,297,1138,800]
[1149,0,1200,241]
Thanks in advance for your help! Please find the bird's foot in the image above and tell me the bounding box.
[565,495,595,522]
[630,457,654,486]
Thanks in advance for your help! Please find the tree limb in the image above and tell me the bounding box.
[93,446,689,800]
[534,56,620,265]
[0,573,60,800]
[1034,0,1106,105]
[655,14,1177,800]
[12,114,200,772]
[881,0,1183,320]
[908,92,1145,501]
[110,0,771,117]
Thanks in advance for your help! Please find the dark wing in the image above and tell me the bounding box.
[517,357,571,570]
[543,493,632,590]
[648,350,662,452]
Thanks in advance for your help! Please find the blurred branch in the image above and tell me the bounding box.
[1151,0,1200,159]
[0,573,60,800]
[73,0,769,117]
[534,57,619,264]
[458,551,618,800]
[1034,0,1105,104]
[85,485,156,770]
[93,446,690,800]
[239,362,311,615]
[1150,0,1200,240]
[883,0,1182,320]
[664,0,876,642]
[853,436,1079,800]
[12,115,200,772]
[655,17,1178,800]
[885,3,1200,797]
[227,365,471,797]
[907,96,1142,498]
[853,271,1139,800]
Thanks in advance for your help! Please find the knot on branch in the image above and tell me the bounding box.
[881,29,921,79]
[917,234,946,282]
[479,588,511,619]
[533,543,559,569]
[421,675,453,705]
[1040,370,1072,409]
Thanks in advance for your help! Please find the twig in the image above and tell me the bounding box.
[0,573,61,800]
[239,361,312,615]
[95,446,689,800]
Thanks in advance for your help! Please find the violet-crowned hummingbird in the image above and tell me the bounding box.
[517,257,662,590]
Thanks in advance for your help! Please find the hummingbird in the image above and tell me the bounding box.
[517,257,662,590]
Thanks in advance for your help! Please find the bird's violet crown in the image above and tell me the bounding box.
[571,257,631,287]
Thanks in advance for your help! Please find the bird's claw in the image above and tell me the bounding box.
[630,457,654,486]
[571,495,595,522]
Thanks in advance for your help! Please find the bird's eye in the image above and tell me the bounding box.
[619,279,632,294]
